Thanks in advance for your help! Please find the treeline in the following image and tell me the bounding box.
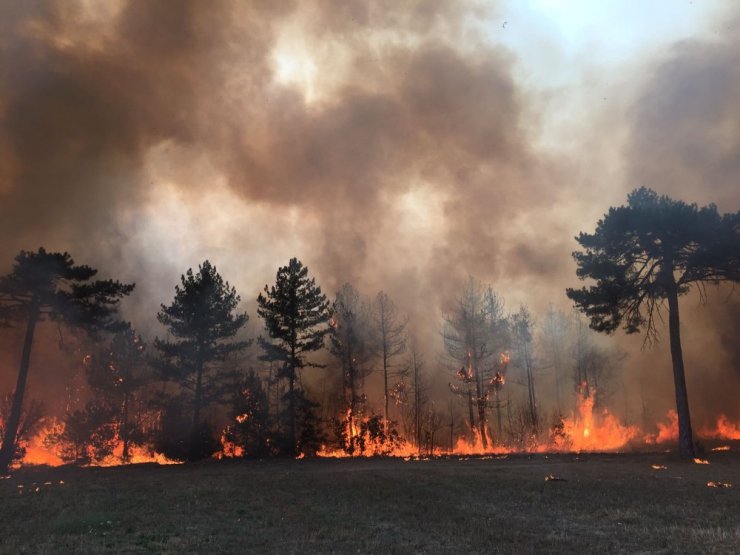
[0,249,621,471]
[1,188,735,466]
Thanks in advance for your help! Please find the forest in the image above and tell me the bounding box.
[1,188,737,472]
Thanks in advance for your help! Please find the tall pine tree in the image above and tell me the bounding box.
[567,188,740,458]
[155,261,249,460]
[257,258,330,455]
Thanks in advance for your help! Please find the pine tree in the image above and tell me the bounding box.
[155,261,249,460]
[567,188,740,458]
[0,248,134,474]
[256,258,330,455]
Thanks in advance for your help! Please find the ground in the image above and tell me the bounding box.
[1,451,738,553]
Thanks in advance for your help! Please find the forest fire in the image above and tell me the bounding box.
[8,387,740,467]
[550,385,640,452]
[8,418,180,469]
[0,239,737,471]
[700,415,740,441]
[11,387,740,468]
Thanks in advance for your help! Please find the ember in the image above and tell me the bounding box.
[706,481,732,488]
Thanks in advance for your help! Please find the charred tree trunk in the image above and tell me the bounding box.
[494,389,503,441]
[449,411,454,453]
[192,361,204,443]
[383,342,389,437]
[466,386,475,437]
[0,301,39,474]
[288,373,296,456]
[414,358,421,454]
[121,390,130,462]
[666,280,695,459]
[287,344,297,456]
[347,348,356,454]
[525,348,538,432]
[474,370,488,448]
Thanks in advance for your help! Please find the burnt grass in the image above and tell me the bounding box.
[1,451,739,553]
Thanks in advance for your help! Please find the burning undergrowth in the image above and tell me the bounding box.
[5,382,738,469]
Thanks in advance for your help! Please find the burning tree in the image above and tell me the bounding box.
[329,283,375,454]
[444,279,509,448]
[82,324,150,461]
[567,188,740,458]
[0,393,44,467]
[256,258,331,455]
[372,291,407,436]
[154,261,250,461]
[223,369,272,458]
[570,313,622,410]
[54,401,118,464]
[0,248,134,474]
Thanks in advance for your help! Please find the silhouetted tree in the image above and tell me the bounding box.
[0,248,134,474]
[256,258,330,455]
[372,291,407,435]
[155,261,249,460]
[567,188,740,458]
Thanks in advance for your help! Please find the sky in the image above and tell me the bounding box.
[0,0,738,424]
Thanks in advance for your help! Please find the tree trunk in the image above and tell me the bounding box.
[414,359,421,454]
[0,301,39,474]
[667,284,695,459]
[526,352,538,432]
[288,373,296,456]
[348,359,356,454]
[192,362,204,443]
[121,391,130,462]
[475,371,488,449]
[466,386,475,437]
[383,345,389,437]
[288,345,297,456]
[494,389,503,442]
[553,351,562,414]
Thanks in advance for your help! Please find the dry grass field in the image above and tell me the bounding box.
[1,451,738,553]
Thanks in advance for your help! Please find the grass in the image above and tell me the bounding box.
[1,451,738,553]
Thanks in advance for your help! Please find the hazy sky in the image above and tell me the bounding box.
[0,0,737,422]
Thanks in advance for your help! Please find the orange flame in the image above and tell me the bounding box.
[699,414,740,440]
